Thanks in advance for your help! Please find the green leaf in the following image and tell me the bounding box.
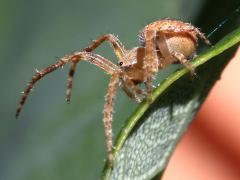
[102,27,240,179]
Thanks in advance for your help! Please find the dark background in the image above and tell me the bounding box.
[0,0,239,179]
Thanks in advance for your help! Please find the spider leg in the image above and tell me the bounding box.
[66,62,77,102]
[176,26,210,45]
[84,34,127,59]
[172,51,196,75]
[144,30,158,102]
[193,28,211,45]
[66,52,119,102]
[121,84,142,103]
[66,34,126,102]
[155,31,173,68]
[103,72,119,165]
[153,20,211,46]
[16,58,68,118]
[16,52,119,118]
[121,74,146,103]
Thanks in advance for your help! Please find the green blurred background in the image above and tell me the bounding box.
[0,0,239,179]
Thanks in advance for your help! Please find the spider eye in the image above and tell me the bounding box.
[119,61,123,66]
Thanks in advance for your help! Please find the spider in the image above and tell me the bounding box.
[16,19,210,165]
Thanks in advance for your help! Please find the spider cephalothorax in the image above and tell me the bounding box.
[16,19,210,165]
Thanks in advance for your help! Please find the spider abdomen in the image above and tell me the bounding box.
[166,34,196,58]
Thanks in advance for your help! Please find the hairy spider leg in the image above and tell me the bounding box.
[172,52,196,75]
[84,34,127,58]
[66,62,77,102]
[120,84,142,103]
[103,72,119,165]
[120,73,146,102]
[66,34,127,102]
[159,22,210,45]
[135,47,145,68]
[155,31,173,68]
[144,30,158,102]
[16,52,119,118]
[193,28,211,45]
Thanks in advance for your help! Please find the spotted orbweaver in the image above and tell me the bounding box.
[16,19,210,164]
